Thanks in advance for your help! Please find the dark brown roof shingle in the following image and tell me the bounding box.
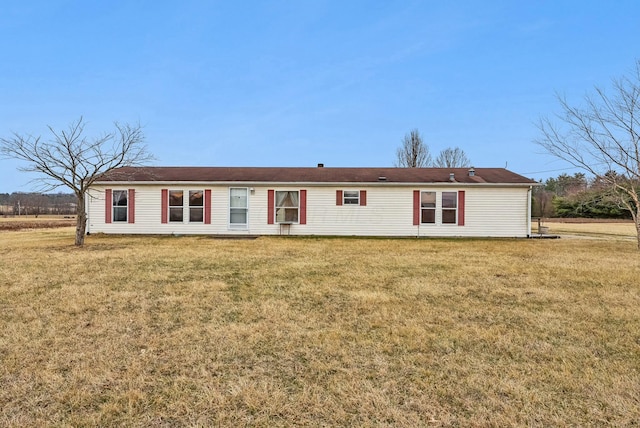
[96,166,537,185]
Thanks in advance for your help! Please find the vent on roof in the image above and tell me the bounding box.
[317,163,324,168]
[378,176,387,181]
[449,172,455,181]
[468,167,475,177]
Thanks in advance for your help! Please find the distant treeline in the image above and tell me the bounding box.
[532,172,637,219]
[0,192,76,216]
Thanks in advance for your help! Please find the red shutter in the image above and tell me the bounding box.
[458,190,465,226]
[336,190,343,206]
[360,190,367,206]
[128,189,135,224]
[267,190,275,224]
[300,189,307,225]
[413,190,420,225]
[161,189,168,224]
[105,189,112,224]
[204,189,212,224]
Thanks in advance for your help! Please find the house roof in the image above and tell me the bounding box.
[96,166,537,185]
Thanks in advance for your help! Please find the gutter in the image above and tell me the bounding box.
[527,186,532,237]
[92,181,539,188]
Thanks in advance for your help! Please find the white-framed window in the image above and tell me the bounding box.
[275,190,299,223]
[189,190,204,223]
[229,187,248,227]
[168,190,204,223]
[420,191,436,224]
[169,190,184,222]
[343,190,359,205]
[442,191,458,224]
[112,190,128,222]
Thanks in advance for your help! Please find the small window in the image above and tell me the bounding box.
[230,187,248,226]
[421,191,436,224]
[169,190,183,222]
[112,190,128,222]
[189,190,204,222]
[343,190,359,205]
[442,192,457,224]
[275,190,299,223]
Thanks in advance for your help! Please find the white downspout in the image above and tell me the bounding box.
[527,186,532,237]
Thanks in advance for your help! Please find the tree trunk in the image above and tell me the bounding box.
[75,195,87,246]
[636,217,640,251]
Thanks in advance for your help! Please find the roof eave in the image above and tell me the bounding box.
[92,180,537,187]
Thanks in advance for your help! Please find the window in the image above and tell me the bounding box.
[420,191,436,224]
[168,190,204,223]
[169,190,183,222]
[230,187,248,226]
[442,192,457,224]
[162,189,210,224]
[414,190,464,227]
[275,190,299,223]
[343,190,359,205]
[112,190,128,222]
[337,190,366,206]
[106,189,134,224]
[189,190,204,222]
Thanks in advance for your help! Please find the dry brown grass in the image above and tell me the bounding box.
[1,228,639,426]
[0,215,75,221]
[538,220,637,239]
[0,216,76,231]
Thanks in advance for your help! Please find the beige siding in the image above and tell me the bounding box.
[87,184,531,237]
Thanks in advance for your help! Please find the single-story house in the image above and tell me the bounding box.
[86,166,538,237]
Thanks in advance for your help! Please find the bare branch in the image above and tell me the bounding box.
[395,129,432,167]
[535,59,640,248]
[0,117,154,246]
[434,147,471,168]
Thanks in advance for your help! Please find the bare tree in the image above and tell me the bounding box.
[434,147,471,168]
[536,60,640,249]
[1,117,153,246]
[395,129,432,167]
[532,186,554,218]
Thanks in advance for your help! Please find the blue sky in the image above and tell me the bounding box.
[1,0,639,193]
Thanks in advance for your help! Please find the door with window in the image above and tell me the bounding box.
[229,187,248,228]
